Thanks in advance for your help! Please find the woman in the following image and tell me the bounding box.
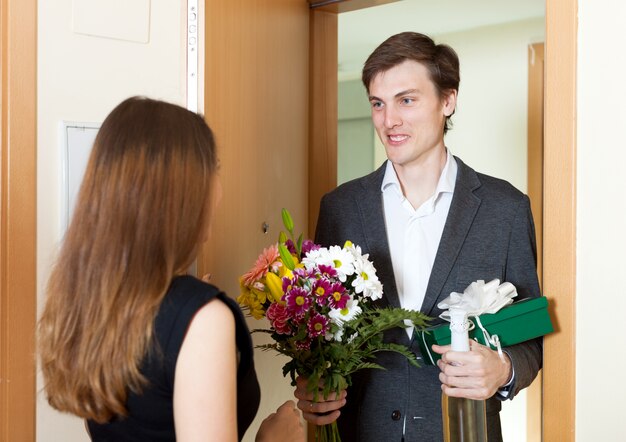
[38,97,303,442]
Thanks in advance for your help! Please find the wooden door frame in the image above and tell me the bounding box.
[542,1,576,440]
[0,0,38,440]
[309,0,577,440]
[526,41,544,442]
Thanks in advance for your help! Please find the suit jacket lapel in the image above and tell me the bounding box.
[420,157,482,315]
[356,163,401,308]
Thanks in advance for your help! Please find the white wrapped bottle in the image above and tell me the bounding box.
[441,308,488,442]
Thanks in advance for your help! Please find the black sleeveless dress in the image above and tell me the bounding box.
[87,276,261,441]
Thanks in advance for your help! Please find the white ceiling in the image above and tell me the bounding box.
[338,0,545,76]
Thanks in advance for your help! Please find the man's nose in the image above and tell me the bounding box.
[384,106,402,129]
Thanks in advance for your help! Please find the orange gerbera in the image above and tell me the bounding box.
[242,244,281,286]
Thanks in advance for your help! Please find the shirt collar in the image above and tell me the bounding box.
[437,149,457,197]
[381,160,403,197]
[381,149,457,200]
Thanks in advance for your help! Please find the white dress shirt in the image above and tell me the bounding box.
[381,152,516,395]
[382,150,457,336]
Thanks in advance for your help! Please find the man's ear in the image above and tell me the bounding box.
[442,89,458,117]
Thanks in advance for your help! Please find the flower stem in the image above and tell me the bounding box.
[315,422,341,442]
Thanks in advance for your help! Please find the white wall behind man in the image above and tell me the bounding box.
[37,1,186,440]
[441,18,545,194]
[577,1,626,440]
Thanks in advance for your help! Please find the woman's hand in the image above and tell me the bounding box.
[256,400,304,442]
[293,376,347,425]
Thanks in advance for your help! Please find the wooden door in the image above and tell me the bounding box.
[199,1,310,440]
[0,0,37,441]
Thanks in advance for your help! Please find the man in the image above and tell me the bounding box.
[294,32,542,441]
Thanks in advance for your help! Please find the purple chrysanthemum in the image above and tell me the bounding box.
[312,278,331,305]
[328,282,349,309]
[317,264,338,279]
[293,267,316,279]
[282,275,296,294]
[307,313,329,338]
[302,240,321,255]
[285,286,311,315]
[285,239,297,255]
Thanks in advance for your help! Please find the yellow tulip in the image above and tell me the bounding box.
[278,265,294,280]
[265,272,284,303]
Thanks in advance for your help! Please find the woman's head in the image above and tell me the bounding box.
[39,97,219,422]
[78,96,219,274]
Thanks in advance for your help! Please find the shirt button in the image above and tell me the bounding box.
[391,410,401,421]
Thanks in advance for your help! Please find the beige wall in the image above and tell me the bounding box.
[577,1,626,440]
[36,0,187,440]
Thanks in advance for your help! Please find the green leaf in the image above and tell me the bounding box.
[292,325,308,342]
[278,243,296,270]
[296,233,304,256]
[307,372,322,401]
[353,362,385,371]
[250,329,274,334]
[281,208,294,234]
[372,342,422,369]
[255,344,279,352]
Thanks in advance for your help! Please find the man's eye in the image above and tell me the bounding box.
[401,98,414,105]
[371,101,383,109]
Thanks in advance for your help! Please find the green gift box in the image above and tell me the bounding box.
[415,296,553,365]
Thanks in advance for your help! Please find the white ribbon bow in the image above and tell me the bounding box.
[438,279,518,360]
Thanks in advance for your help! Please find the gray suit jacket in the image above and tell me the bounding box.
[315,157,542,442]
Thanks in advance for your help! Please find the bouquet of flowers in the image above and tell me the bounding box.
[238,210,430,441]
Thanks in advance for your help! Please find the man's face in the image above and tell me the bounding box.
[368,60,456,170]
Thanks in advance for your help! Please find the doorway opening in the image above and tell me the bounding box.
[335,2,545,441]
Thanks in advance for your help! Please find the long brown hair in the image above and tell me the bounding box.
[38,97,218,423]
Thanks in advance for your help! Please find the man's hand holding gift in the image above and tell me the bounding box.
[434,279,517,400]
[433,340,513,400]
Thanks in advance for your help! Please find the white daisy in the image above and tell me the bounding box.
[363,279,383,301]
[346,243,375,265]
[327,245,355,282]
[351,259,382,300]
[301,247,331,270]
[328,298,362,324]
[346,242,368,261]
